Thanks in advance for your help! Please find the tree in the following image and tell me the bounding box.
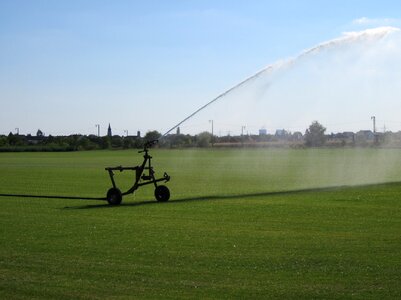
[166,133,193,148]
[7,132,24,146]
[100,136,111,149]
[305,121,326,147]
[111,136,123,148]
[196,131,212,147]
[36,129,44,137]
[123,137,135,149]
[144,131,161,143]
[0,136,8,147]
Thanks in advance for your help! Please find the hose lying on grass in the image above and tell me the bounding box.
[0,193,106,201]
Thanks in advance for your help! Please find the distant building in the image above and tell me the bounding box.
[107,124,112,137]
[341,132,355,143]
[259,129,267,136]
[177,127,180,135]
[330,132,354,139]
[27,132,46,145]
[275,129,288,137]
[342,132,355,139]
[356,130,374,141]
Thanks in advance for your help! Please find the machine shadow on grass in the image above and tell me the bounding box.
[1,181,401,210]
[63,181,401,210]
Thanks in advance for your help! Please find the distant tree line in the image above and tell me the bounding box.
[1,121,401,152]
[0,132,143,152]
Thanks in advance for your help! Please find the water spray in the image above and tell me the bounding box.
[161,27,399,138]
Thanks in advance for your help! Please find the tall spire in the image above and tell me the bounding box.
[107,123,112,137]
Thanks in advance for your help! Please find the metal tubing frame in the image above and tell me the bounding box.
[105,147,170,197]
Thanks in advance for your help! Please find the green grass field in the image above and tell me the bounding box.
[1,148,401,299]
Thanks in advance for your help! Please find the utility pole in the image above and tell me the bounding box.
[371,116,379,144]
[95,124,100,137]
[241,126,246,136]
[241,126,246,146]
[209,120,214,147]
[371,116,376,133]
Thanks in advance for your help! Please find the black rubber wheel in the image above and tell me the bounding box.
[155,185,170,202]
[106,187,122,205]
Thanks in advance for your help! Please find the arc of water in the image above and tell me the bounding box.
[161,27,399,138]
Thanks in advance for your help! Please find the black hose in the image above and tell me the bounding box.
[0,193,106,201]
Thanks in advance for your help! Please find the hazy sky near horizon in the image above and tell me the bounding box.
[1,1,401,136]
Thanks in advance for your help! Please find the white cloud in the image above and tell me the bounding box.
[352,17,400,26]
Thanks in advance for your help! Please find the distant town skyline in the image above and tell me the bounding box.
[3,118,393,139]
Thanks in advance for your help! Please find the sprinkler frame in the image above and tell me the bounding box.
[105,140,170,205]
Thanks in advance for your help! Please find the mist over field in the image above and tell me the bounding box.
[183,27,401,135]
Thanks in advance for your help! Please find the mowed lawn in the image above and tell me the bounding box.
[0,148,400,299]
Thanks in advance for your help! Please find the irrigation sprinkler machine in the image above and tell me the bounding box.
[105,139,170,205]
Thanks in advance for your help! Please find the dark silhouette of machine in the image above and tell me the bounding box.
[105,140,170,205]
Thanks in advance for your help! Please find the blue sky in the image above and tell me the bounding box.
[1,1,401,136]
